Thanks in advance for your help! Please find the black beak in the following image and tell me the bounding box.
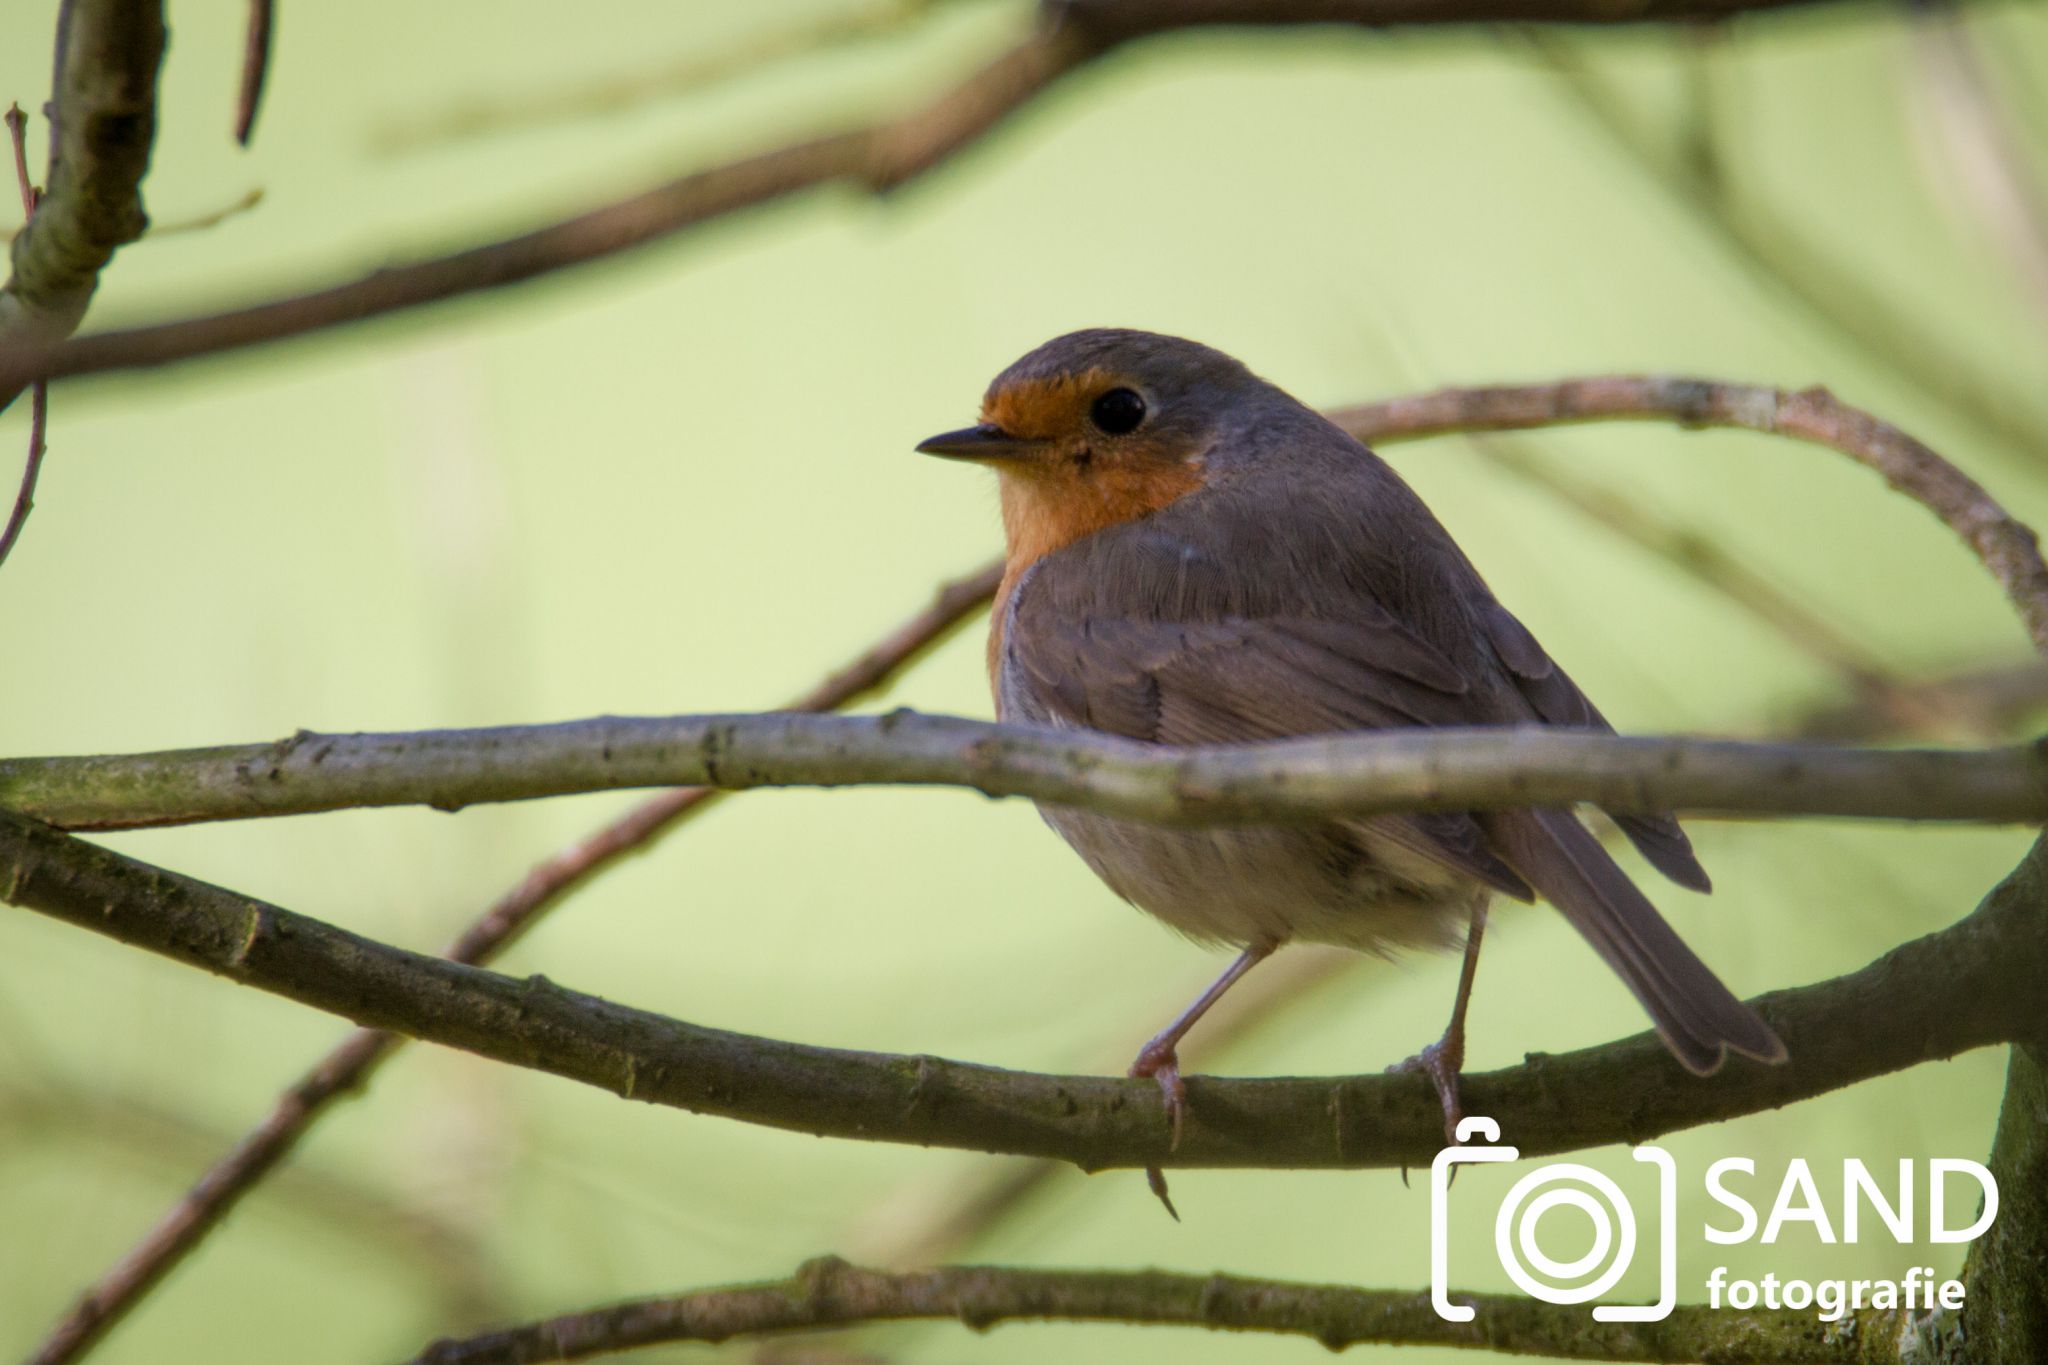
[915,424,1044,462]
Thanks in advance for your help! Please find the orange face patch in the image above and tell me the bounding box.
[981,368,1118,440]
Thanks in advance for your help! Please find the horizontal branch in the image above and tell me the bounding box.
[2,711,2042,832]
[0,1,1903,403]
[3,811,2041,1172]
[405,1254,1883,1365]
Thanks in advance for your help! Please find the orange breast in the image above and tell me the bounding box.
[985,460,1206,695]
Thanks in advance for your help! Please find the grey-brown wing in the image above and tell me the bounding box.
[1007,584,1535,901]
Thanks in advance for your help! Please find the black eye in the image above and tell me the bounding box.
[1089,387,1146,435]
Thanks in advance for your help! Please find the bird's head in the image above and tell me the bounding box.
[917,328,1262,566]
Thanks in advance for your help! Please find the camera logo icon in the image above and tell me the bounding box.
[1430,1117,1676,1323]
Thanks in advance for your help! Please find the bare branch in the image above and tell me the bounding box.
[1964,1043,2048,1361]
[3,811,2041,1173]
[17,563,997,1365]
[0,0,1911,403]
[234,0,274,147]
[403,1254,1884,1365]
[0,0,164,406]
[0,377,48,571]
[7,712,2044,832]
[1332,376,2048,656]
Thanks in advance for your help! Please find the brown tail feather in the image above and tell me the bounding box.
[1488,808,1786,1074]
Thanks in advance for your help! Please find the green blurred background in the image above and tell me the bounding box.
[2,2,2044,1360]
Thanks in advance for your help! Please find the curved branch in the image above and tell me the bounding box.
[0,0,1904,401]
[1333,376,2048,656]
[3,711,2042,832]
[0,0,164,405]
[3,811,2041,1172]
[404,1254,1884,1365]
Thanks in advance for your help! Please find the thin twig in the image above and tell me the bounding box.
[18,562,996,1365]
[4,810,2044,1176]
[0,379,49,572]
[403,1253,1886,1365]
[5,102,36,217]
[234,0,273,147]
[140,186,263,237]
[0,0,1907,406]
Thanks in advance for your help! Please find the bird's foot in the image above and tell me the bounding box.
[1388,1032,1468,1149]
[1130,1040,1186,1220]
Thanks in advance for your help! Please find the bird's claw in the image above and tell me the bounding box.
[1388,1035,1467,1150]
[1131,1041,1186,1219]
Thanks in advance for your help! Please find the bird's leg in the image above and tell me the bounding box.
[1129,940,1276,1219]
[1390,903,1487,1148]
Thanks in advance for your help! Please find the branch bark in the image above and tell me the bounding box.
[3,812,2042,1173]
[0,0,1913,403]
[1962,1042,2048,1364]
[5,712,2042,832]
[0,0,164,406]
[402,1254,1891,1365]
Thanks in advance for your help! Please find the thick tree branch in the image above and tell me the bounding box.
[0,0,164,407]
[403,1254,1887,1365]
[20,564,998,1365]
[4,813,2042,1173]
[4,712,2042,832]
[0,0,1909,402]
[1962,1042,2048,1363]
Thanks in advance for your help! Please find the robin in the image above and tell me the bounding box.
[917,328,1786,1211]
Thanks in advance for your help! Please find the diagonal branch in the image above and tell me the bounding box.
[0,0,1914,404]
[19,563,997,1365]
[402,1254,1886,1365]
[3,811,2041,1174]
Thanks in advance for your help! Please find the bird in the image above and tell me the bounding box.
[915,328,1786,1212]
